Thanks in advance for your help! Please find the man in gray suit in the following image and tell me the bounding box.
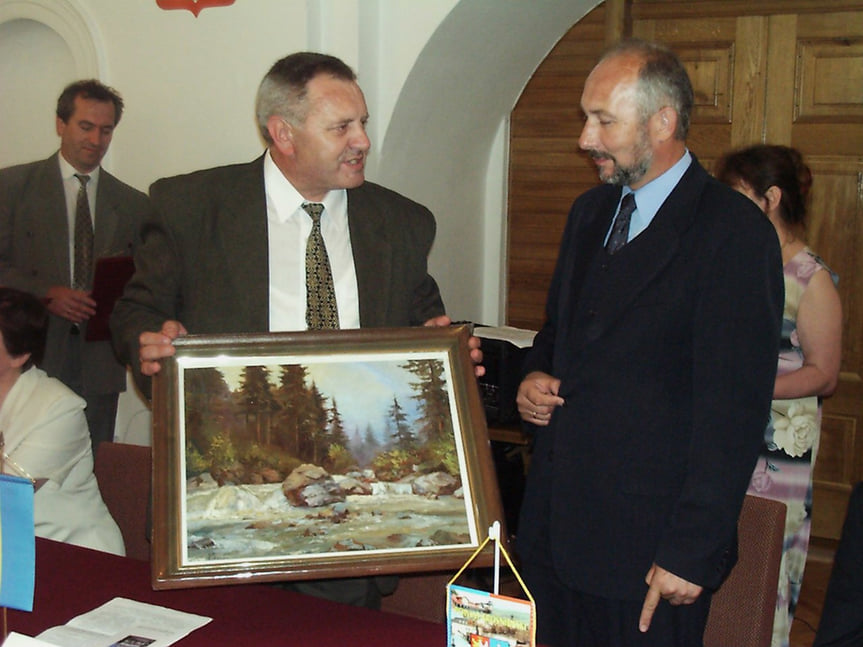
[0,80,150,450]
[111,52,480,607]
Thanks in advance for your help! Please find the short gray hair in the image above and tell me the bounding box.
[600,39,694,139]
[255,52,356,144]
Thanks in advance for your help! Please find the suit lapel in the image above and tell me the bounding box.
[94,171,121,256]
[33,155,72,283]
[554,188,618,341]
[582,209,680,340]
[346,186,391,327]
[571,160,707,351]
[216,157,270,329]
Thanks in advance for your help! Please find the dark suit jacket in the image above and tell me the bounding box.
[0,153,150,395]
[110,155,445,394]
[517,158,784,600]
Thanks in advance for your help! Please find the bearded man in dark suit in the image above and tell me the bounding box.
[110,52,480,609]
[0,80,150,450]
[514,40,784,646]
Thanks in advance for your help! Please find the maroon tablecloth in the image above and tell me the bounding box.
[8,538,446,645]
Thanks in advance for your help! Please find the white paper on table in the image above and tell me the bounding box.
[32,597,211,647]
[474,325,537,349]
[2,633,59,647]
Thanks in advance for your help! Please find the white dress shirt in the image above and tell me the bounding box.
[264,150,360,331]
[58,154,99,283]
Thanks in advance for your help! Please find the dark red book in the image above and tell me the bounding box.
[85,255,135,342]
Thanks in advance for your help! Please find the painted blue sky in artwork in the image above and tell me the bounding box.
[213,352,451,442]
[306,359,420,433]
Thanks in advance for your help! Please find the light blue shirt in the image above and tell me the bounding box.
[608,149,692,245]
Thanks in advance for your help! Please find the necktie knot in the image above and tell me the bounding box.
[606,192,636,254]
[74,173,90,187]
[303,202,324,222]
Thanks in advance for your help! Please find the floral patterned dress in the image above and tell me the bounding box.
[747,248,837,647]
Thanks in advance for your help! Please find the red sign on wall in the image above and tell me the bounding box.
[156,0,235,18]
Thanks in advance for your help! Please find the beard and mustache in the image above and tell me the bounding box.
[587,131,653,187]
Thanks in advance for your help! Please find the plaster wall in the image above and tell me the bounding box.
[0,0,599,443]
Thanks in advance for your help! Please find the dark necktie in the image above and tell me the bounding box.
[73,173,94,289]
[303,203,339,330]
[606,192,636,255]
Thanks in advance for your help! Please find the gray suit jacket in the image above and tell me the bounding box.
[0,153,150,394]
[111,155,445,394]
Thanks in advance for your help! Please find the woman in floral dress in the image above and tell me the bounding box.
[716,145,842,647]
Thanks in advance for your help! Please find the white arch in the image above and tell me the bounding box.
[0,0,102,77]
[378,0,599,324]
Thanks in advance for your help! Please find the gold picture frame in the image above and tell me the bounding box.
[151,324,505,589]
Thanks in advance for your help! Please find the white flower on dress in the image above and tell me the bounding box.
[785,547,807,586]
[789,328,801,350]
[773,403,818,458]
[784,499,807,535]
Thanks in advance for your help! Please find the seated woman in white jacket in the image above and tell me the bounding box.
[0,287,124,555]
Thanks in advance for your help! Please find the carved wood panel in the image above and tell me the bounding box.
[507,0,863,539]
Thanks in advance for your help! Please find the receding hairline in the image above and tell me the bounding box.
[594,39,693,139]
[255,53,359,142]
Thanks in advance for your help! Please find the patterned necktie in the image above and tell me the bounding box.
[606,192,636,255]
[303,203,339,330]
[73,173,94,289]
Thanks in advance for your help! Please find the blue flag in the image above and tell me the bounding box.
[0,473,35,612]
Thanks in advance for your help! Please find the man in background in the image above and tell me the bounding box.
[111,52,480,608]
[514,39,783,645]
[0,79,150,450]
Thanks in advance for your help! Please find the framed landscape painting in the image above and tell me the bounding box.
[150,325,505,589]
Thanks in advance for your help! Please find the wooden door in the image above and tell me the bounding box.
[507,0,863,539]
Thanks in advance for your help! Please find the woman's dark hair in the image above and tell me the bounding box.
[715,144,812,227]
[0,288,49,370]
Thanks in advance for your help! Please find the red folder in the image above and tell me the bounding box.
[85,255,135,342]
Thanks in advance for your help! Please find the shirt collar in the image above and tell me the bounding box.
[263,149,346,223]
[624,149,691,221]
[58,153,101,184]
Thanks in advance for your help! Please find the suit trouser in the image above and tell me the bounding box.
[520,522,711,647]
[58,327,119,451]
[83,392,119,449]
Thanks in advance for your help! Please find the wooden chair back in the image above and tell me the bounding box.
[94,442,152,561]
[703,494,787,647]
